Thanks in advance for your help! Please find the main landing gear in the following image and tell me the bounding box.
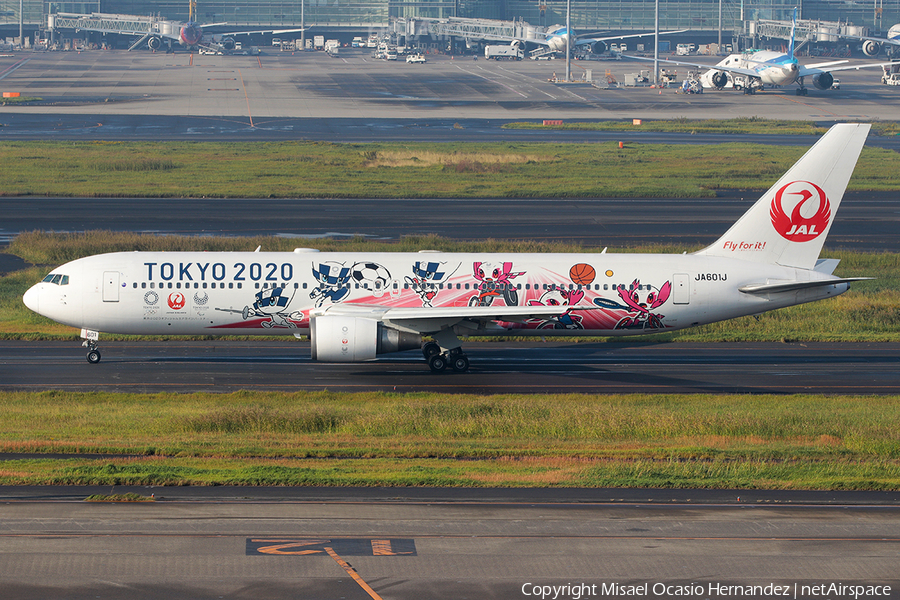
[421,340,470,374]
[82,339,101,364]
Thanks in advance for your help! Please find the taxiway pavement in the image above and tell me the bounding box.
[2,341,898,394]
[0,487,898,600]
[2,49,900,125]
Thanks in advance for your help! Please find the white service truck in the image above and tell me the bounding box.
[484,45,523,60]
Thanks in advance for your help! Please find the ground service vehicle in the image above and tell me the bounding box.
[484,45,523,60]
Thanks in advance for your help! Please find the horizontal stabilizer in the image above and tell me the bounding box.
[739,277,872,295]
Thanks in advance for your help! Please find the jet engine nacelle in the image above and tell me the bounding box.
[147,36,162,50]
[812,72,834,90]
[310,316,421,362]
[589,41,608,54]
[510,40,524,51]
[863,40,881,57]
[710,70,729,89]
[221,37,235,51]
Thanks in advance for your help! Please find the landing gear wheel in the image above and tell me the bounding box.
[796,88,808,96]
[428,353,448,373]
[86,350,101,364]
[422,341,441,359]
[450,354,470,373]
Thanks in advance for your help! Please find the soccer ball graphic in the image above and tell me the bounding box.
[350,262,391,291]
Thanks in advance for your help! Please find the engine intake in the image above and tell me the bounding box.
[710,71,729,89]
[310,316,421,362]
[812,72,834,91]
[590,41,607,54]
[863,40,881,57]
[147,37,162,50]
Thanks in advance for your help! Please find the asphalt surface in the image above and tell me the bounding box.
[3,49,900,129]
[2,340,898,394]
[0,494,896,600]
[2,47,900,599]
[3,191,900,252]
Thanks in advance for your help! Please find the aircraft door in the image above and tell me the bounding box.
[672,273,690,304]
[102,271,120,302]
[390,279,400,298]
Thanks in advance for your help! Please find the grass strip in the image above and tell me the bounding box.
[0,391,897,490]
[2,137,900,198]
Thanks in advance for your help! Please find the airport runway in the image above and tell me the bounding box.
[0,487,898,600]
[2,340,898,394]
[2,191,899,252]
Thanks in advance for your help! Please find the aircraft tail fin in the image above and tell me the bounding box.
[695,123,870,270]
[789,7,797,59]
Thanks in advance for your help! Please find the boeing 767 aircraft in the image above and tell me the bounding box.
[23,124,871,373]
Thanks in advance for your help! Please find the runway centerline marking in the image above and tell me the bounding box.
[238,68,255,128]
[326,546,385,600]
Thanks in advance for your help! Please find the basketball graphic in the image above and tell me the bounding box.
[569,263,596,286]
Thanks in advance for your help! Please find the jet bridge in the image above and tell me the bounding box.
[748,18,868,44]
[399,17,547,47]
[47,12,182,50]
[48,12,155,36]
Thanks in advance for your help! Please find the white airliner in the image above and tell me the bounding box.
[23,124,871,373]
[484,24,684,56]
[629,15,892,95]
[537,25,685,54]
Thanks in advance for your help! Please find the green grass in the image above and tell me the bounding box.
[0,391,898,489]
[2,137,900,198]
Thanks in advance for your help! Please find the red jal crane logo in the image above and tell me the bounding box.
[769,181,831,242]
[167,292,186,310]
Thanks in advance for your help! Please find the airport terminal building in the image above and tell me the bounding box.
[1,0,898,44]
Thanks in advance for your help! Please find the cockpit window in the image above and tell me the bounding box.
[41,274,69,285]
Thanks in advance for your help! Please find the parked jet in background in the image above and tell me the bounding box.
[23,124,871,373]
[628,13,892,94]
[537,25,686,54]
[482,24,685,56]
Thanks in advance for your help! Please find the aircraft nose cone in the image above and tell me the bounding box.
[23,284,40,314]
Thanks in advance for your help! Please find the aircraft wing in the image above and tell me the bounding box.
[312,303,595,334]
[621,54,761,78]
[213,27,310,36]
[573,29,688,47]
[839,33,900,47]
[798,60,897,77]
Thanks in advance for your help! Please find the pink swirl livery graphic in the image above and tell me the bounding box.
[769,181,831,242]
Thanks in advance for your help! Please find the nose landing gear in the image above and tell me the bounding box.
[80,330,101,364]
[82,339,101,364]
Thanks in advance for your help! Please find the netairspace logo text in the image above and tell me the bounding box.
[520,582,893,600]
